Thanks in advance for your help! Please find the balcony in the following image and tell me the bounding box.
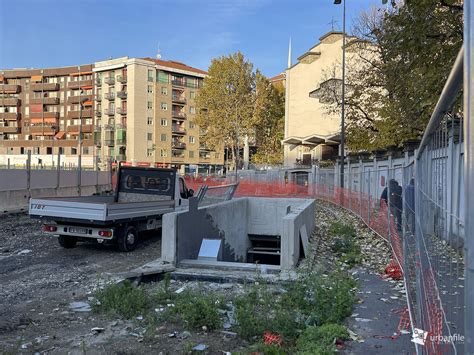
[104,124,115,131]
[104,77,115,85]
[0,97,21,106]
[94,130,101,146]
[171,79,199,89]
[116,107,127,115]
[105,92,115,100]
[117,75,127,83]
[172,125,186,135]
[67,95,93,104]
[117,91,127,99]
[199,152,211,160]
[31,83,60,91]
[29,125,58,135]
[67,79,93,89]
[172,141,186,149]
[96,78,102,86]
[0,112,20,120]
[172,111,187,120]
[95,110,102,117]
[67,124,93,134]
[116,136,126,145]
[172,95,186,104]
[67,109,93,119]
[30,97,59,105]
[30,111,60,119]
[104,108,115,116]
[0,84,21,94]
[105,139,115,146]
[199,144,211,151]
[0,125,20,133]
[171,150,185,159]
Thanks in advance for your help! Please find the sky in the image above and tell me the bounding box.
[0,0,381,77]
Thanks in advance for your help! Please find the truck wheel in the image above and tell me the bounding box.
[117,226,139,252]
[58,235,77,249]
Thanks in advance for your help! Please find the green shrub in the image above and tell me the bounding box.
[93,280,149,319]
[174,290,223,330]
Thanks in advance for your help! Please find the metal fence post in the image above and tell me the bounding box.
[368,169,371,225]
[56,152,61,189]
[464,0,474,350]
[26,151,31,194]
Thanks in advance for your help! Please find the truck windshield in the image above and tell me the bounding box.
[118,168,176,198]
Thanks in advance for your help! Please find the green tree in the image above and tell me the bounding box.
[252,71,285,165]
[195,52,255,170]
[318,0,463,150]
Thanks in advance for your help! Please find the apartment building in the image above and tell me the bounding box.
[93,56,223,174]
[0,65,95,166]
[0,57,224,172]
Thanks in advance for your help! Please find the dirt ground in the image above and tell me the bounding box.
[0,202,413,354]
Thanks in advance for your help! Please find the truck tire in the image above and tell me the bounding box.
[58,235,77,249]
[117,226,139,252]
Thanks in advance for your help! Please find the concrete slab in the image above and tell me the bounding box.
[118,259,175,279]
[179,259,280,274]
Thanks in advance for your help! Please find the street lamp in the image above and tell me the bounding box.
[77,94,88,195]
[334,0,346,189]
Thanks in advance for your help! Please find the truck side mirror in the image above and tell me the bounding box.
[188,189,194,198]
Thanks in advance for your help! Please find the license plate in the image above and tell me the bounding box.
[69,227,88,234]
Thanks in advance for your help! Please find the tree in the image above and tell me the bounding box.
[318,0,463,150]
[195,52,255,171]
[252,71,285,165]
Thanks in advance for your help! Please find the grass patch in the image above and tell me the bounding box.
[93,280,149,319]
[329,222,362,267]
[296,324,349,354]
[174,290,223,330]
[234,270,356,344]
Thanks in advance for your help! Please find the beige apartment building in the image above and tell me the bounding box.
[283,31,359,167]
[0,57,224,173]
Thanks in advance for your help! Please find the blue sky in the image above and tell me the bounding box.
[0,0,381,77]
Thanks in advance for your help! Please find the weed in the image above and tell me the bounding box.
[241,342,288,354]
[296,324,349,354]
[154,273,175,304]
[93,280,149,319]
[328,222,356,238]
[173,290,223,330]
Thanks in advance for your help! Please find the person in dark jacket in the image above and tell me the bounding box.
[380,179,403,231]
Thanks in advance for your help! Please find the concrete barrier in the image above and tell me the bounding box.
[162,197,316,271]
[0,184,111,214]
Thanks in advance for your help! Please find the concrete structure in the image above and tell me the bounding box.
[1,57,224,172]
[283,31,365,167]
[162,196,315,271]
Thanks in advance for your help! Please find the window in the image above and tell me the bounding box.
[189,106,196,114]
[147,133,153,141]
[147,101,153,109]
[189,136,195,144]
[190,91,196,99]
[59,147,64,155]
[160,148,167,157]
[160,102,167,111]
[147,149,154,157]
[147,117,153,125]
[147,85,153,93]
[46,147,52,155]
[147,69,154,82]
[157,71,168,83]
[189,121,195,129]
[71,147,77,155]
[189,151,194,158]
[161,87,167,95]
[160,133,167,142]
[160,119,167,126]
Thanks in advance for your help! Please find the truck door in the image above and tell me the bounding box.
[177,177,194,208]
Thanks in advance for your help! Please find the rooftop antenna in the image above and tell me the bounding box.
[156,42,162,60]
[328,17,339,31]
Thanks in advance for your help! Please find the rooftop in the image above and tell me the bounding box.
[142,57,208,76]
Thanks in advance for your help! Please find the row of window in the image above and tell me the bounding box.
[147,102,196,113]
[146,118,195,128]
[147,133,196,143]
[146,149,210,159]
